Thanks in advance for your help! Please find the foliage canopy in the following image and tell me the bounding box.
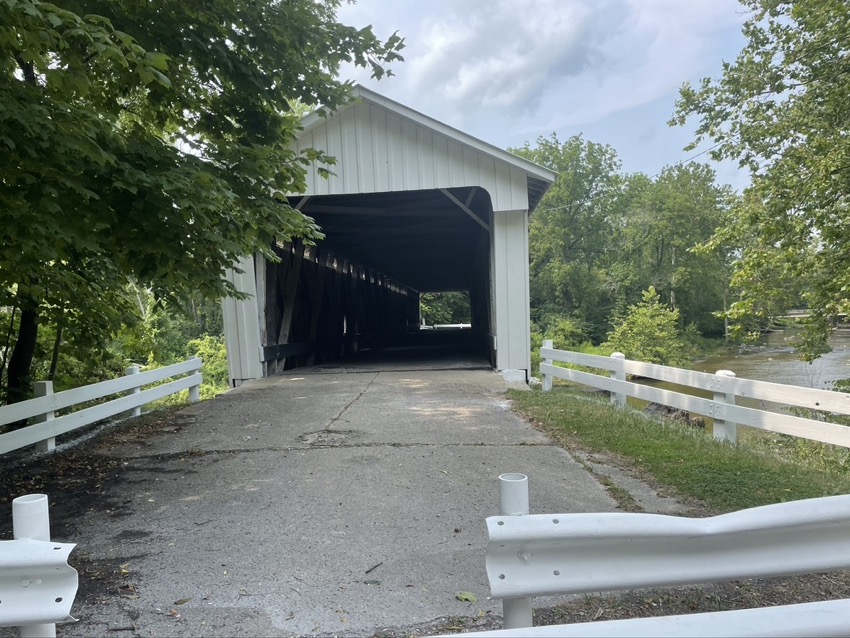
[672,0,850,357]
[419,292,471,326]
[0,0,403,402]
[514,133,734,352]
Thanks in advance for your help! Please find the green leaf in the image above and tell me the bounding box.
[456,592,478,602]
[145,51,170,70]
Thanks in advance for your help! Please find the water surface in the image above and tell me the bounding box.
[692,328,850,390]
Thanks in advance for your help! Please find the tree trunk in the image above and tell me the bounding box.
[6,307,39,406]
[670,246,677,311]
[0,305,17,399]
[6,60,40,410]
[48,320,63,382]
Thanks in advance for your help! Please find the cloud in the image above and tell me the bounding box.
[335,0,749,189]
[403,0,622,116]
[341,0,630,127]
[341,1,742,130]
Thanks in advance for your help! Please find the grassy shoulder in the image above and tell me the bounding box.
[509,385,850,512]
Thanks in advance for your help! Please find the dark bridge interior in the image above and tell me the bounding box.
[259,187,494,373]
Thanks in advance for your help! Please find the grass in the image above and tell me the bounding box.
[487,384,850,633]
[509,385,850,513]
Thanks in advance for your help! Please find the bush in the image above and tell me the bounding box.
[604,287,689,366]
[545,315,589,349]
[187,335,229,399]
[530,330,544,375]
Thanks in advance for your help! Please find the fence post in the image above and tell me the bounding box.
[541,340,553,392]
[13,494,56,638]
[713,370,737,444]
[125,365,142,417]
[610,352,626,407]
[498,473,533,629]
[188,358,201,404]
[33,382,55,454]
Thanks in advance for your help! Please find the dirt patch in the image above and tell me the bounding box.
[529,572,850,627]
[386,575,850,637]
[72,550,148,608]
[0,406,191,508]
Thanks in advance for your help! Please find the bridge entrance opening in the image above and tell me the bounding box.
[248,187,494,374]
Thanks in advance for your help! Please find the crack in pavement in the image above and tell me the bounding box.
[111,440,555,463]
[326,371,379,429]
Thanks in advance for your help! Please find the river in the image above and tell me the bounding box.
[691,328,850,390]
[628,328,850,415]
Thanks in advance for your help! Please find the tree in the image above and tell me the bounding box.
[604,287,688,366]
[0,0,403,403]
[512,134,624,342]
[671,0,850,358]
[615,164,736,337]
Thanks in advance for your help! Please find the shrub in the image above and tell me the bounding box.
[187,335,229,399]
[604,287,688,366]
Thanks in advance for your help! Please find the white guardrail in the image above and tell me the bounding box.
[0,358,202,455]
[442,474,850,638]
[539,341,850,447]
[1,494,78,638]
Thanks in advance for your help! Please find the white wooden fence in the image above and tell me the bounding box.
[0,358,202,456]
[539,342,850,447]
[443,474,850,637]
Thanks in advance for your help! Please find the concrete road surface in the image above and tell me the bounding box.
[14,368,623,637]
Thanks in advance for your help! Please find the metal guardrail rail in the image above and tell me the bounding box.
[0,494,78,637]
[440,474,850,638]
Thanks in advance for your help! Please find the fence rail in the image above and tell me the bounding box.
[0,358,202,456]
[539,343,850,448]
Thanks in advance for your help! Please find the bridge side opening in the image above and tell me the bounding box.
[419,291,471,328]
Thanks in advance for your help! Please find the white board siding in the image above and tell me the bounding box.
[222,255,263,385]
[297,102,530,212]
[491,209,532,375]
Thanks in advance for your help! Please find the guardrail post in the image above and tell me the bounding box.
[498,473,533,629]
[542,340,553,392]
[188,358,201,404]
[33,382,55,454]
[713,370,737,444]
[13,494,56,638]
[125,365,142,417]
[610,352,626,407]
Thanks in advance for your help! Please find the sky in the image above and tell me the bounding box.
[336,0,751,191]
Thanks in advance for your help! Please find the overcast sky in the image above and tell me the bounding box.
[336,0,750,191]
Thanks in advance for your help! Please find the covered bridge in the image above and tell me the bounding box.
[222,86,555,385]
